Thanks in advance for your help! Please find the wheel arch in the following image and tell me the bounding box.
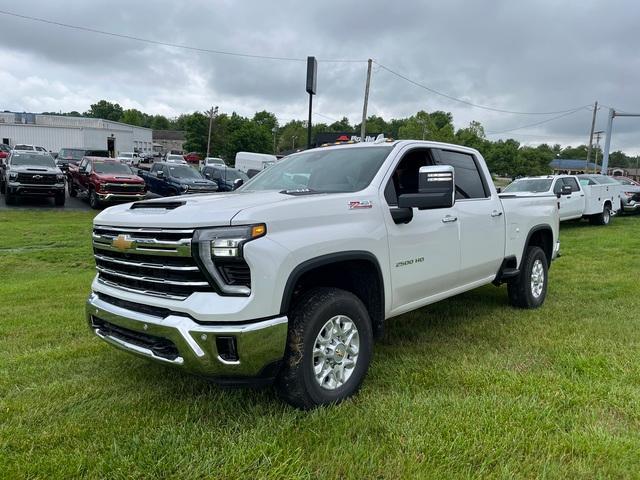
[280,251,385,338]
[522,224,554,267]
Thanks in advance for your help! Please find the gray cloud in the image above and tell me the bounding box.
[0,0,639,153]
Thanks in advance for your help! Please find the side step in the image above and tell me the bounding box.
[492,258,520,286]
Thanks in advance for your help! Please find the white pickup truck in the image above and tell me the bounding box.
[87,140,560,409]
[502,174,621,225]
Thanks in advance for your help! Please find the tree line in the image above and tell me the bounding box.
[43,100,638,176]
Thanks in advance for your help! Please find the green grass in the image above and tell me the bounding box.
[1,211,639,479]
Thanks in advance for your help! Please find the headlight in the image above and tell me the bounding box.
[181,185,189,192]
[192,224,266,295]
[8,171,17,180]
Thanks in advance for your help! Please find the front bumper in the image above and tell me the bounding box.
[96,192,146,203]
[622,200,640,212]
[8,182,65,196]
[86,292,288,380]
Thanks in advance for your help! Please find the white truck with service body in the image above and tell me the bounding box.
[87,140,560,409]
[234,151,277,177]
[503,174,621,225]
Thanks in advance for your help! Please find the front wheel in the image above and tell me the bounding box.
[0,181,5,194]
[276,287,373,410]
[89,190,101,209]
[54,192,65,206]
[507,246,548,309]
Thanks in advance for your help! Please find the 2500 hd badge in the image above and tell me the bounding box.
[395,257,425,268]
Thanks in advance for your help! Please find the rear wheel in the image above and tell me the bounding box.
[69,182,77,197]
[589,204,611,225]
[89,190,101,209]
[276,287,373,410]
[508,246,548,309]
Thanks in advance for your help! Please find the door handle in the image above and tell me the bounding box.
[491,210,503,217]
[442,215,457,223]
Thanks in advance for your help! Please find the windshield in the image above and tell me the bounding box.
[240,146,393,193]
[93,162,133,174]
[59,149,84,160]
[168,165,202,179]
[502,179,553,193]
[85,150,109,157]
[167,155,184,161]
[14,145,35,151]
[11,153,56,167]
[615,178,636,185]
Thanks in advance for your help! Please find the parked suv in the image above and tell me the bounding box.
[87,140,560,408]
[138,162,218,196]
[1,151,65,205]
[202,165,248,191]
[68,157,146,209]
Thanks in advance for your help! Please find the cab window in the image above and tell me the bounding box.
[384,148,433,205]
[434,150,488,199]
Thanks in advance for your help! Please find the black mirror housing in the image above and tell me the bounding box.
[233,178,244,189]
[561,185,572,195]
[398,165,455,210]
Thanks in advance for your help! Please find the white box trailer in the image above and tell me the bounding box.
[234,152,277,177]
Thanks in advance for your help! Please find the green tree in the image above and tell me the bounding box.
[252,111,278,132]
[120,109,145,126]
[484,139,520,176]
[455,120,489,152]
[278,120,307,152]
[328,117,352,132]
[150,115,171,130]
[85,100,124,121]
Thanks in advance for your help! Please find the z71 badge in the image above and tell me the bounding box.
[348,200,373,209]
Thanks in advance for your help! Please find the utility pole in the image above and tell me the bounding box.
[272,127,277,154]
[360,59,373,142]
[292,135,297,150]
[206,105,218,157]
[586,101,598,165]
[593,130,604,173]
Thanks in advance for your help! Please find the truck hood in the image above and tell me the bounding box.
[94,173,144,183]
[10,165,62,174]
[171,177,217,187]
[94,190,291,228]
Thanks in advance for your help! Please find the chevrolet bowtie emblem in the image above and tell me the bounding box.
[112,234,133,251]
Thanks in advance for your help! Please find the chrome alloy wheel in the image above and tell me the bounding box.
[530,259,545,298]
[313,315,360,390]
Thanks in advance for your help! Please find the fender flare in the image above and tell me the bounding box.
[521,224,554,267]
[279,251,385,331]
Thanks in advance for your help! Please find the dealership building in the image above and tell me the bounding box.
[0,112,152,156]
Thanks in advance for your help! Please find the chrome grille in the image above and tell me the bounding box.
[92,226,212,299]
[104,183,146,193]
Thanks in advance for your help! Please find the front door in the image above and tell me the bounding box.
[382,147,461,310]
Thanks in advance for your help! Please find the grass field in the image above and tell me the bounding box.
[1,210,639,479]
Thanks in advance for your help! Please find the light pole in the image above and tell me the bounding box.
[292,135,298,150]
[206,105,218,158]
[272,127,277,154]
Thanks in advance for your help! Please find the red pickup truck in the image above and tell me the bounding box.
[68,157,146,209]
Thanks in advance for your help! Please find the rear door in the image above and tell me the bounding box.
[434,149,505,285]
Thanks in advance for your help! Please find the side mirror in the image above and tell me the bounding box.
[496,187,502,193]
[156,170,164,178]
[397,165,455,210]
[233,178,244,189]
[204,172,211,179]
[561,185,572,196]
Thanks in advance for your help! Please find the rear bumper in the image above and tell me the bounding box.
[86,292,288,381]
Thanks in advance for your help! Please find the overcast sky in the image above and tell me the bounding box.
[1,0,639,153]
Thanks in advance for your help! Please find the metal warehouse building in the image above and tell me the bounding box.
[0,112,152,156]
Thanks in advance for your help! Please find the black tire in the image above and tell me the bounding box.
[589,204,611,225]
[54,192,65,206]
[276,287,373,410]
[89,190,101,209]
[0,181,5,194]
[69,183,77,197]
[507,246,548,309]
[5,191,15,205]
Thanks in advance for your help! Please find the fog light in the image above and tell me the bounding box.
[216,336,239,362]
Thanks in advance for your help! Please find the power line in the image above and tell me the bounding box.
[0,9,367,63]
[485,107,590,135]
[373,60,593,116]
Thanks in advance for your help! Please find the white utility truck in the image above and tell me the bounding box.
[234,152,277,177]
[86,140,560,409]
[502,174,621,225]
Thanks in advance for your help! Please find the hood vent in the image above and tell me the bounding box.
[130,201,185,210]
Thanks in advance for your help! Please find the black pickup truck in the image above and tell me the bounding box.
[1,151,66,205]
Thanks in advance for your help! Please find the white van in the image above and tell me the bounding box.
[234,152,277,178]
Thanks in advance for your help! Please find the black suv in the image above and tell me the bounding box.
[1,151,66,206]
